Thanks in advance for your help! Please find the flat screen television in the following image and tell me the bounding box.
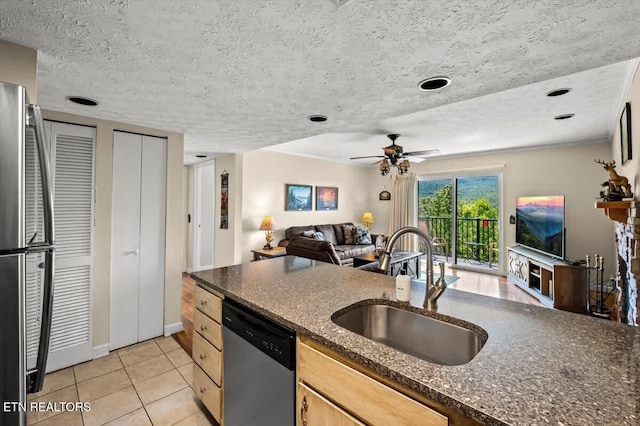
[515,195,565,259]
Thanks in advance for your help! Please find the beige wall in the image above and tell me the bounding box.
[240,150,371,264]
[612,64,640,191]
[367,142,617,273]
[214,154,244,267]
[42,110,184,348]
[0,40,37,101]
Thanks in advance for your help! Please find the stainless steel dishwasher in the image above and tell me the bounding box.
[222,298,296,425]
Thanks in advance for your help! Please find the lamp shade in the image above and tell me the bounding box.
[259,215,276,231]
[361,212,375,224]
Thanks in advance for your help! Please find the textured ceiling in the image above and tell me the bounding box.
[1,1,640,165]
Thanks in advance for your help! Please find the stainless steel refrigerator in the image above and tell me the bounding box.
[0,81,55,425]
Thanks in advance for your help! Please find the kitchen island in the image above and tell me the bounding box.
[191,256,640,425]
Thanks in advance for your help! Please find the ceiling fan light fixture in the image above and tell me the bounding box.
[418,77,451,91]
[307,114,328,122]
[546,88,571,97]
[554,113,575,120]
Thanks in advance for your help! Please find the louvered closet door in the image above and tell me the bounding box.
[45,121,96,372]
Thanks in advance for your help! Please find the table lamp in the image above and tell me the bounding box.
[259,215,277,250]
[361,212,374,229]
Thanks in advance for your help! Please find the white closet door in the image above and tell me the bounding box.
[111,132,142,350]
[138,135,166,341]
[195,163,215,270]
[46,121,96,371]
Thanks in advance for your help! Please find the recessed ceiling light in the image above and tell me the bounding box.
[196,155,207,158]
[307,115,328,122]
[546,88,571,97]
[66,96,98,106]
[554,114,575,120]
[418,77,451,91]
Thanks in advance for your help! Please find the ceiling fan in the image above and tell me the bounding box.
[349,134,440,176]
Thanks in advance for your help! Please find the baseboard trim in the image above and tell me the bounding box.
[92,344,110,359]
[164,322,184,337]
[185,267,193,273]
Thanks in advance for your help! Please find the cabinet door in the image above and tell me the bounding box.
[297,383,364,426]
[110,131,142,350]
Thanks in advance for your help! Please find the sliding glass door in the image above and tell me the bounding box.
[418,174,500,271]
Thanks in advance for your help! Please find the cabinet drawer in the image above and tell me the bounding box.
[297,382,364,426]
[194,309,223,350]
[194,286,222,322]
[192,331,222,386]
[298,342,447,426]
[193,364,222,423]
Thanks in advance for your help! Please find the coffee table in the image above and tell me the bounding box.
[353,251,422,278]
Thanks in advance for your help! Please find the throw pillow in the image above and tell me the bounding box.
[355,225,372,245]
[302,230,316,238]
[314,232,326,241]
[342,224,357,244]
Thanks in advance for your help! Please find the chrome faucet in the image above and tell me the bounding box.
[378,226,447,311]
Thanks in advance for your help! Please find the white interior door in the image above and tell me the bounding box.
[45,121,95,371]
[111,132,142,350]
[194,163,215,271]
[138,135,166,341]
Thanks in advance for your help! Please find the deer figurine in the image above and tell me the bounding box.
[595,159,633,198]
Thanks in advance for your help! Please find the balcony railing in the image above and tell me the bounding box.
[418,216,499,265]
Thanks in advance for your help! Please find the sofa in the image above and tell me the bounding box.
[279,222,384,266]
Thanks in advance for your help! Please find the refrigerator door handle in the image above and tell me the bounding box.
[27,248,55,393]
[27,104,55,246]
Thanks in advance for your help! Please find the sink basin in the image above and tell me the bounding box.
[332,303,487,366]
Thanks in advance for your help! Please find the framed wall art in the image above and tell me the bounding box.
[220,170,229,229]
[285,184,312,211]
[316,186,338,210]
[620,102,632,165]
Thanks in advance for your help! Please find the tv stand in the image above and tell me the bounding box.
[507,246,588,313]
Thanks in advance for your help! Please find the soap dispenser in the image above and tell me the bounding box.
[395,271,411,302]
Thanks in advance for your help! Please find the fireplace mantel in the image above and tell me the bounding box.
[595,200,639,224]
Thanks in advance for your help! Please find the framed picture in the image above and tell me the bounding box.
[316,186,338,210]
[620,102,632,165]
[285,184,312,211]
[220,170,229,229]
[379,190,391,201]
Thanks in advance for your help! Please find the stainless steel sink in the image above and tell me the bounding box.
[332,303,487,366]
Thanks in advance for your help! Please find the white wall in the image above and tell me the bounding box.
[240,150,371,264]
[367,142,617,272]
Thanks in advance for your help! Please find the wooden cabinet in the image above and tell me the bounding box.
[507,246,587,313]
[297,338,473,426]
[298,383,364,426]
[193,285,223,424]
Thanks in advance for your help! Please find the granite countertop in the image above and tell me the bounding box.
[191,256,640,426]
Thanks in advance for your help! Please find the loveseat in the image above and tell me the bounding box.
[279,222,384,266]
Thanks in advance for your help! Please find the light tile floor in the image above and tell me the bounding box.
[27,337,218,426]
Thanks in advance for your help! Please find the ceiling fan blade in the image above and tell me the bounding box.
[349,155,386,160]
[404,156,426,163]
[371,159,383,165]
[403,149,440,157]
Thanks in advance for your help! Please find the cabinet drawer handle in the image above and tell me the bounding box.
[199,387,206,394]
[300,395,308,426]
[199,353,206,360]
[200,325,207,331]
[200,299,208,306]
